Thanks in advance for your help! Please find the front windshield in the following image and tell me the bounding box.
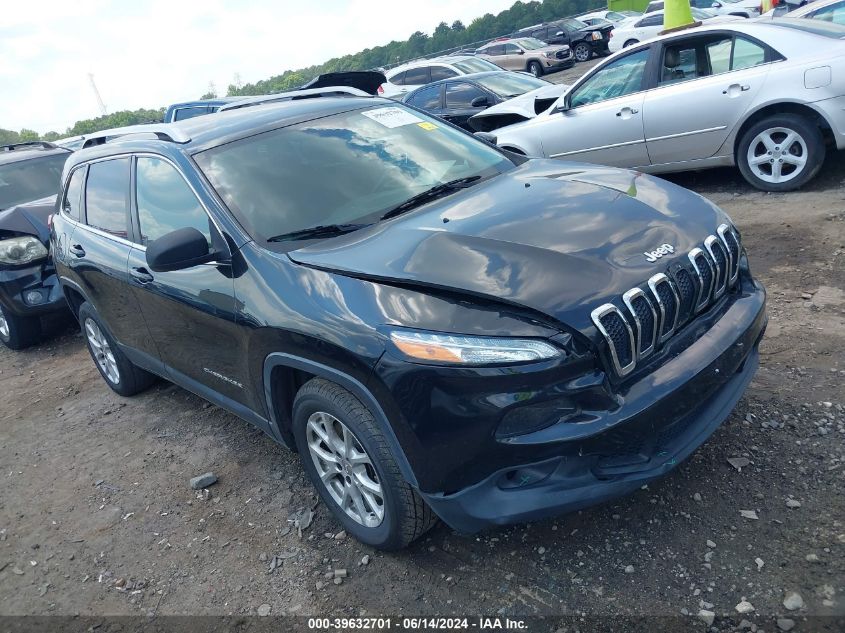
[515,38,548,50]
[195,105,511,243]
[559,18,587,29]
[476,73,548,97]
[451,58,501,73]
[692,8,718,18]
[0,153,68,211]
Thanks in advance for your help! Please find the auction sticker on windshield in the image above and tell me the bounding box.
[361,107,423,128]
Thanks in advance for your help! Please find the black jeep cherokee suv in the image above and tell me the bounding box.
[51,99,766,549]
[0,142,72,349]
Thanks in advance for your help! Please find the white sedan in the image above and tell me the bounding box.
[489,20,845,192]
[609,9,740,52]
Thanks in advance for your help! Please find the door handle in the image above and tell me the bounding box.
[616,107,639,117]
[130,267,154,284]
[723,84,750,94]
[69,244,85,258]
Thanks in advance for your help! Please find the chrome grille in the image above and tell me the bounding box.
[592,228,742,377]
[649,273,679,343]
[591,304,635,376]
[673,268,696,325]
[705,235,729,299]
[718,223,740,285]
[623,288,657,359]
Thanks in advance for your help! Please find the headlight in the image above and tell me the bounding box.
[0,236,48,265]
[591,31,602,40]
[389,330,562,365]
[544,52,555,58]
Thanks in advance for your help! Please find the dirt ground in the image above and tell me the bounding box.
[1,128,843,630]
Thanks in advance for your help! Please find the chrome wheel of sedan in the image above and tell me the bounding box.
[0,307,9,339]
[746,126,809,185]
[84,318,120,384]
[306,411,384,528]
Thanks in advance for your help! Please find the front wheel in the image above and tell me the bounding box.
[527,61,543,77]
[574,42,592,62]
[0,304,41,350]
[623,39,639,48]
[736,115,824,192]
[292,378,437,550]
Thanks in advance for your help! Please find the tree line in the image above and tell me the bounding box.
[4,0,596,142]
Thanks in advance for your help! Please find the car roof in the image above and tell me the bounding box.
[388,55,478,74]
[0,143,70,166]
[64,96,387,166]
[791,0,843,15]
[403,71,522,95]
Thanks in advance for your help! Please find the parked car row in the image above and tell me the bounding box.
[44,91,767,550]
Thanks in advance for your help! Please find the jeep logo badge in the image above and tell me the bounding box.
[644,243,675,263]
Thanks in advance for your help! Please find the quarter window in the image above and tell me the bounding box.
[135,157,211,246]
[85,158,129,238]
[731,37,767,70]
[389,71,407,86]
[62,167,85,221]
[570,48,649,108]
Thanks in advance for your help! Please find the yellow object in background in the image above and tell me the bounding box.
[761,0,774,11]
[662,0,698,33]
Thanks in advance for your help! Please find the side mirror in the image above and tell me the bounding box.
[470,95,490,107]
[518,49,525,54]
[555,93,573,113]
[556,31,565,37]
[146,227,215,273]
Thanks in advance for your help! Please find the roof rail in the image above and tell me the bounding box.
[218,87,370,113]
[1,141,58,152]
[80,124,191,149]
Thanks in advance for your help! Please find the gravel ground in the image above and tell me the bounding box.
[0,81,843,630]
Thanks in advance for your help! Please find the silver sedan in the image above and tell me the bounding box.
[489,19,845,191]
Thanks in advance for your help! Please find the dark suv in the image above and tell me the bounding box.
[52,99,766,549]
[0,142,72,349]
[514,17,614,62]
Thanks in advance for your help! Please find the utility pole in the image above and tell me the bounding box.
[88,73,108,116]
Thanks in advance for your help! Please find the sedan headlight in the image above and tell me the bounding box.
[389,330,562,365]
[590,31,602,40]
[0,236,48,265]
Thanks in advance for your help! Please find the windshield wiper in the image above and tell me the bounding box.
[266,223,370,243]
[380,176,482,221]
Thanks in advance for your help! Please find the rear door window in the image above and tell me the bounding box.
[84,158,130,238]
[403,66,431,85]
[446,83,488,108]
[407,85,442,109]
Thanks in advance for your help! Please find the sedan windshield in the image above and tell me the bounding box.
[476,73,549,97]
[451,58,501,73]
[195,105,511,243]
[0,153,68,211]
[515,38,548,50]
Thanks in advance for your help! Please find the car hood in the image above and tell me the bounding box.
[300,71,387,96]
[0,195,56,244]
[288,161,727,332]
[469,83,569,131]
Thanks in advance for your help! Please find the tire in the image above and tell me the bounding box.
[292,378,437,550]
[0,304,41,350]
[574,42,592,62]
[78,301,156,396]
[527,61,543,77]
[623,39,639,48]
[736,115,824,192]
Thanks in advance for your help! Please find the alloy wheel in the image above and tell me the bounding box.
[84,318,120,384]
[746,126,809,185]
[306,411,385,528]
[574,44,591,62]
[0,307,8,339]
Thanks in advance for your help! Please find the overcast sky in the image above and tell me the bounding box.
[1,0,516,134]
